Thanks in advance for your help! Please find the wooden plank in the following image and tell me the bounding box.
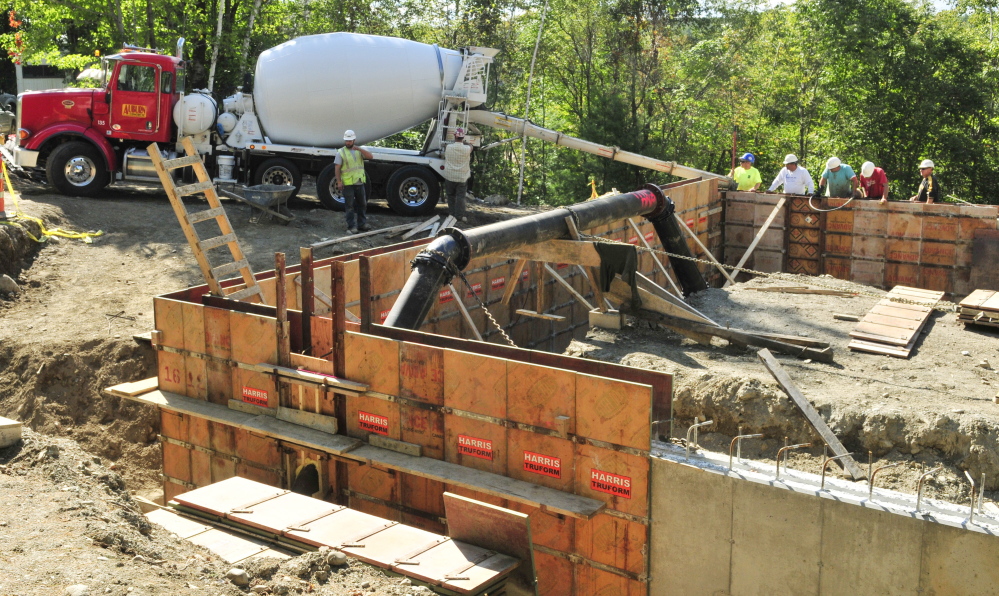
[401,215,440,240]
[111,388,362,455]
[173,476,286,516]
[444,493,533,589]
[724,197,786,287]
[345,444,605,519]
[850,322,917,345]
[108,377,159,397]
[226,491,341,533]
[869,304,929,320]
[847,339,913,358]
[502,241,603,267]
[515,309,566,321]
[627,218,683,297]
[607,278,715,325]
[674,212,737,284]
[311,222,423,249]
[854,313,922,331]
[757,349,865,480]
[544,264,593,311]
[959,289,996,309]
[747,287,857,296]
[145,508,211,539]
[449,283,484,341]
[186,528,270,563]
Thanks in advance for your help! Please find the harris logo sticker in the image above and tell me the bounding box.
[523,451,561,479]
[590,469,632,498]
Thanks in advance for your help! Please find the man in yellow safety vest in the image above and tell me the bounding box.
[335,129,374,234]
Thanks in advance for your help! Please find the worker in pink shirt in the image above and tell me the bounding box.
[859,161,889,204]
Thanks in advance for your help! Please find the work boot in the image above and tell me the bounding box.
[347,227,358,235]
[359,223,372,232]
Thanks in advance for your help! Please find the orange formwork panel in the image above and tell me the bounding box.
[344,332,400,396]
[574,444,650,519]
[155,298,187,395]
[574,373,651,451]
[203,305,232,406]
[444,413,508,476]
[507,361,575,433]
[574,513,648,575]
[443,349,507,419]
[181,301,207,399]
[400,404,445,460]
[400,342,445,404]
[507,428,575,493]
[230,311,278,409]
[345,394,401,441]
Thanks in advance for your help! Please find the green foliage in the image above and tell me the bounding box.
[8,0,999,203]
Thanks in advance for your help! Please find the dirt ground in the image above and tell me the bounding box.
[567,274,999,503]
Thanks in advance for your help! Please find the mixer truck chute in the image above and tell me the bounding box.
[4,33,730,212]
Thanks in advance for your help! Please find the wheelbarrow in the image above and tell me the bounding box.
[216,184,296,224]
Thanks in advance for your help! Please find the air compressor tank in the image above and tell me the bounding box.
[253,33,464,146]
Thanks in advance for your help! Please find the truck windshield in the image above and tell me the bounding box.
[101,59,118,89]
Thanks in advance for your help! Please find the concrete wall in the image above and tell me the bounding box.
[649,457,999,596]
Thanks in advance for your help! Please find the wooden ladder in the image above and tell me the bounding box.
[148,137,265,303]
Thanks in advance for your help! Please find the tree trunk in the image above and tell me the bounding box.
[207,0,226,91]
[240,0,265,78]
[146,0,156,49]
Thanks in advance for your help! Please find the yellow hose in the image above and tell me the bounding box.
[0,160,104,243]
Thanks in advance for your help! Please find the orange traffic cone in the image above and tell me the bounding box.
[0,175,6,219]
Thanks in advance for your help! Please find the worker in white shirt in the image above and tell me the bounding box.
[767,154,815,195]
[442,127,472,222]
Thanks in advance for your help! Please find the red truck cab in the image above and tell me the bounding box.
[8,46,184,196]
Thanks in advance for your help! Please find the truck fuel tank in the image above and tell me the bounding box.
[252,33,464,147]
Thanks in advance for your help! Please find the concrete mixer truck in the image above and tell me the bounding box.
[4,34,727,215]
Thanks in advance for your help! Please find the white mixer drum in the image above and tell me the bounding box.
[253,33,463,146]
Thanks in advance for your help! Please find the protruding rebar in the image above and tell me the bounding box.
[965,470,977,525]
[868,461,905,500]
[821,453,855,490]
[685,419,713,460]
[729,432,764,470]
[775,442,811,480]
[916,466,943,513]
[979,474,986,514]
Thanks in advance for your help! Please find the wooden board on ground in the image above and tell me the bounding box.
[444,492,535,591]
[757,348,866,480]
[849,285,943,357]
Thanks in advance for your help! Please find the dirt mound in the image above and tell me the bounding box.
[0,337,161,488]
[0,218,42,279]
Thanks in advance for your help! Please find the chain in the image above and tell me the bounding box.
[575,232,958,313]
[419,249,518,347]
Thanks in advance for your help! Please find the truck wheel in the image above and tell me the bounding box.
[316,163,345,211]
[252,157,302,199]
[46,141,109,197]
[386,166,440,216]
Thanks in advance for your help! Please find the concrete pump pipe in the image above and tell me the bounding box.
[383,184,707,330]
[466,110,735,186]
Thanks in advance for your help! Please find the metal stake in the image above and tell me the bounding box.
[979,474,986,515]
[685,419,713,460]
[916,466,943,513]
[728,432,763,470]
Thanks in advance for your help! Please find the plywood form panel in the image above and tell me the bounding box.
[312,265,332,315]
[574,513,647,575]
[852,260,885,287]
[400,342,444,405]
[886,239,921,263]
[825,209,854,234]
[181,301,207,400]
[574,444,649,518]
[163,441,192,483]
[922,216,959,241]
[203,306,232,405]
[236,462,283,487]
[209,420,236,456]
[344,332,400,396]
[234,429,282,469]
[574,373,651,450]
[919,266,954,294]
[507,428,575,493]
[161,410,188,442]
[311,316,332,362]
[164,479,188,502]
[853,235,886,260]
[574,562,645,595]
[960,215,996,240]
[367,249,407,297]
[443,484,509,509]
[853,211,887,236]
[886,263,920,288]
[824,233,852,257]
[346,460,399,504]
[343,259,360,306]
[191,450,212,487]
[725,201,754,223]
[155,298,187,395]
[824,257,851,281]
[346,395,401,441]
[888,213,921,238]
[436,314,463,340]
[754,250,785,274]
[507,361,575,433]
[230,311,278,409]
[443,413,508,476]
[400,405,445,460]
[400,474,446,517]
[533,550,574,596]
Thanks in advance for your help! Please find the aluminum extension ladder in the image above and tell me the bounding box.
[148,137,265,303]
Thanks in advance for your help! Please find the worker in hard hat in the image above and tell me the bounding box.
[443,127,473,222]
[767,154,814,195]
[859,161,889,204]
[909,159,940,204]
[817,157,858,198]
[729,153,762,191]
[335,130,374,234]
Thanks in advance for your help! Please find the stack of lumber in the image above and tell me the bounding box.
[958,289,999,328]
[848,286,944,358]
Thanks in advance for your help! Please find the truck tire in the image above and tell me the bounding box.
[46,141,110,197]
[385,166,440,216]
[252,157,302,199]
[316,163,345,211]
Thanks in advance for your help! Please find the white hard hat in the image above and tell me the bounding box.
[919,159,934,169]
[783,154,798,165]
[825,156,841,170]
[343,130,357,141]
[861,161,875,178]
[454,127,465,137]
